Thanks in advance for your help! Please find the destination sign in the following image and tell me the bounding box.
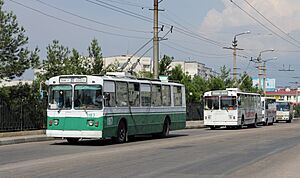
[59,77,87,83]
[212,90,228,96]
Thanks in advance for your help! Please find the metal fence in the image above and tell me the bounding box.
[186,102,204,121]
[0,98,47,132]
[0,98,202,131]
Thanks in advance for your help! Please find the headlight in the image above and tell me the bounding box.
[88,120,94,126]
[54,119,59,126]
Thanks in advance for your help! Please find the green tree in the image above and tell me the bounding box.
[159,55,173,76]
[0,1,39,80]
[87,38,103,75]
[219,65,233,88]
[238,72,260,93]
[169,65,184,82]
[208,77,226,91]
[38,40,70,80]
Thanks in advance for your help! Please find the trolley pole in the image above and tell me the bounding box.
[153,0,159,79]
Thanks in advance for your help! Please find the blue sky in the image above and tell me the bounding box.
[4,0,300,87]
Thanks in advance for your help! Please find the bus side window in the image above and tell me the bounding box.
[141,84,151,107]
[174,86,182,106]
[116,82,128,107]
[128,83,140,107]
[104,81,116,107]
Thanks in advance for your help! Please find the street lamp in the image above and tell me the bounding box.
[223,31,251,82]
[262,57,277,96]
[256,49,275,90]
[258,49,275,61]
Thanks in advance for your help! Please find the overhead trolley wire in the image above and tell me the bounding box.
[35,0,151,34]
[86,0,228,48]
[243,0,300,45]
[9,0,148,39]
[230,0,300,49]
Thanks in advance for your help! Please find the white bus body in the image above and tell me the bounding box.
[261,97,277,125]
[276,101,294,123]
[204,88,262,129]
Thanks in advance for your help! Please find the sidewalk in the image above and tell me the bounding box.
[0,120,205,146]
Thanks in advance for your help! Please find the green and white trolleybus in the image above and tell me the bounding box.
[46,74,186,143]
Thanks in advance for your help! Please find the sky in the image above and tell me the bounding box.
[3,0,300,87]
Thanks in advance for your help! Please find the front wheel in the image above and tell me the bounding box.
[66,138,79,144]
[249,118,258,128]
[114,121,128,143]
[269,118,274,125]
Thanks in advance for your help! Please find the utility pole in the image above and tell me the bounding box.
[153,0,159,79]
[256,49,275,91]
[232,39,238,81]
[262,57,277,96]
[223,31,250,82]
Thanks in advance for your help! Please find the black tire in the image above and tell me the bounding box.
[269,118,274,125]
[287,119,292,123]
[161,119,170,137]
[238,116,245,129]
[263,119,268,126]
[66,138,79,144]
[249,117,258,128]
[210,126,216,130]
[115,120,127,143]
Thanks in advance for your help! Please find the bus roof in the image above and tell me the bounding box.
[204,88,260,97]
[48,75,184,87]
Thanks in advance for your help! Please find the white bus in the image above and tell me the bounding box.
[204,88,262,129]
[276,101,294,123]
[261,97,277,126]
[46,74,186,144]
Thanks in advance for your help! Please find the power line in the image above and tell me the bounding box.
[35,0,151,34]
[161,42,228,59]
[9,0,148,39]
[104,0,152,9]
[167,41,232,58]
[243,0,300,45]
[86,0,153,23]
[86,0,227,48]
[230,0,300,49]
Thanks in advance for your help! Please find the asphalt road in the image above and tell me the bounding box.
[1,121,300,178]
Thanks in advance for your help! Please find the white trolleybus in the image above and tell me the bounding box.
[204,88,262,129]
[46,74,186,144]
[276,101,294,123]
[261,97,277,125]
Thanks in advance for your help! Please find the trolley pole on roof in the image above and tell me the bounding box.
[153,0,159,79]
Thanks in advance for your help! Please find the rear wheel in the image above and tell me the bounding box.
[210,126,216,130]
[161,119,170,137]
[66,138,79,144]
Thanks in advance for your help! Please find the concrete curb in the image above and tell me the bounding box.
[185,121,205,129]
[0,135,54,146]
[0,130,45,138]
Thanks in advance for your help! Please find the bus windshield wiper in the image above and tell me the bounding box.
[58,106,63,113]
[83,105,88,115]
